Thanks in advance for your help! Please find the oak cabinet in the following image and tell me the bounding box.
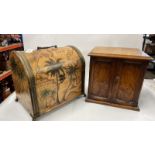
[86,47,152,111]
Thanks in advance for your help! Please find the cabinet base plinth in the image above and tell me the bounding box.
[85,98,140,111]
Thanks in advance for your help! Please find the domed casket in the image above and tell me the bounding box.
[10,46,85,120]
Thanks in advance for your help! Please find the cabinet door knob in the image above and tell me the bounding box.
[115,76,120,83]
[116,76,120,80]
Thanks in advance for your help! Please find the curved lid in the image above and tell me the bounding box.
[88,47,152,60]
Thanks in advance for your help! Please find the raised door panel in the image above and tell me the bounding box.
[88,57,115,101]
[112,60,145,106]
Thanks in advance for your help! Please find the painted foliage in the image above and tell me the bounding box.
[25,47,84,114]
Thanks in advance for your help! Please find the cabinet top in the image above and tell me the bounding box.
[89,47,152,60]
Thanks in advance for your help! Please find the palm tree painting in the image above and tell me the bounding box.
[41,89,56,108]
[50,89,56,102]
[63,63,79,101]
[41,89,51,108]
[10,58,25,80]
[45,58,65,104]
[10,57,29,94]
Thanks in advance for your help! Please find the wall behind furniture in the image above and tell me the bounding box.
[23,34,143,52]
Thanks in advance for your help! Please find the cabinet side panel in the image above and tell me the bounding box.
[10,52,34,116]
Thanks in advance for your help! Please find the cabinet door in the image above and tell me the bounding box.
[112,60,146,106]
[88,57,115,102]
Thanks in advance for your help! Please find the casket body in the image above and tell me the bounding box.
[10,46,85,119]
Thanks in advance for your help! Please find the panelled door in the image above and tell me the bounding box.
[88,57,115,102]
[111,59,146,106]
